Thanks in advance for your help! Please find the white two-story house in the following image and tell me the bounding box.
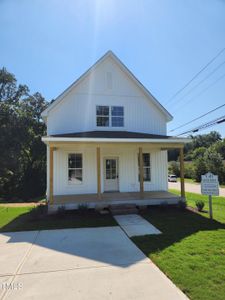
[42,51,188,211]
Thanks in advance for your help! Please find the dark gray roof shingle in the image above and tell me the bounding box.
[51,131,171,139]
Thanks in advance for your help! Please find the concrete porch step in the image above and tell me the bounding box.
[109,204,138,215]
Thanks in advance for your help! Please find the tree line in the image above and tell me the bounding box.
[168,131,225,184]
[0,67,48,201]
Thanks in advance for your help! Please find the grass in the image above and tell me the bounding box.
[1,192,225,299]
[132,191,225,300]
[176,178,225,188]
[170,189,225,223]
[177,177,198,184]
[0,206,117,232]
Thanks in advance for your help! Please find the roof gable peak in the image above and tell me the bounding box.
[41,50,172,122]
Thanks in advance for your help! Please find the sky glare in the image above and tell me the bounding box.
[0,0,225,136]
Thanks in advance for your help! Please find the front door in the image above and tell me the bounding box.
[104,158,119,192]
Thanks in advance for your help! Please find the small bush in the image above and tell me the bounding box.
[57,205,66,218]
[177,200,187,210]
[78,203,89,214]
[159,201,169,210]
[195,200,205,212]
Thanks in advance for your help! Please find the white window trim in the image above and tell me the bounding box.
[96,105,124,128]
[67,153,83,185]
[137,152,151,183]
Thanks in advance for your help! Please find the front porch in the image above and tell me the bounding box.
[49,191,181,211]
[42,133,188,211]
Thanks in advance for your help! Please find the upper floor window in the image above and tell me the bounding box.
[96,106,109,127]
[111,106,124,127]
[96,105,124,127]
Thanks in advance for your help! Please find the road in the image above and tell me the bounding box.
[169,181,225,197]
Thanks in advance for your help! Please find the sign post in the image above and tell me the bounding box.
[201,172,219,219]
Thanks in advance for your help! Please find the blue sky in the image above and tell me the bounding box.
[0,0,225,137]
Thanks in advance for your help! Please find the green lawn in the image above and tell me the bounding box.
[0,206,117,232]
[170,189,225,223]
[132,191,225,300]
[176,178,225,188]
[1,193,225,300]
[177,177,198,184]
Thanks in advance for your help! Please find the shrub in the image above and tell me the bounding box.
[195,200,205,212]
[78,203,89,214]
[57,205,66,218]
[159,201,169,210]
[177,200,187,210]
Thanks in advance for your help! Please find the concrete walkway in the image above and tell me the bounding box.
[0,227,188,300]
[114,214,161,237]
[169,181,225,197]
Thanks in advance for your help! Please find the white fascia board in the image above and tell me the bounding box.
[42,137,191,144]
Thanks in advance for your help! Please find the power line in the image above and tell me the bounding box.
[169,59,225,107]
[177,115,225,136]
[165,46,225,105]
[170,103,225,132]
[171,71,225,114]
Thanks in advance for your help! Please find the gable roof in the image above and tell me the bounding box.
[41,50,173,122]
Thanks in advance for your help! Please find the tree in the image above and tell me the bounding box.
[168,132,222,162]
[193,157,207,182]
[193,145,225,183]
[204,147,225,184]
[0,67,48,200]
[191,147,207,160]
[168,161,180,177]
[213,139,225,160]
[191,131,221,149]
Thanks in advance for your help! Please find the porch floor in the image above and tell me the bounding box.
[51,191,181,209]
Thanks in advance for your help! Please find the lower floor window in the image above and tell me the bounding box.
[138,153,151,182]
[68,153,83,183]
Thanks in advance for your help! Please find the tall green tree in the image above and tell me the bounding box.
[0,67,48,200]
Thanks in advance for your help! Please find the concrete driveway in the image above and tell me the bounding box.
[0,227,188,300]
[169,181,225,197]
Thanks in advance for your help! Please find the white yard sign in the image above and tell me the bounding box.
[201,172,219,219]
[201,172,219,196]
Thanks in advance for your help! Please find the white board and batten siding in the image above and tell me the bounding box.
[47,56,167,136]
[43,51,175,200]
[52,145,168,196]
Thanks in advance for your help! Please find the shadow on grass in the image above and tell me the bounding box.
[0,208,117,233]
[132,207,225,254]
[0,195,46,204]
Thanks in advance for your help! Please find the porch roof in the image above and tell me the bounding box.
[42,131,191,145]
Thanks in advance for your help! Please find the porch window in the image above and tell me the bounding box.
[68,153,83,183]
[138,153,151,182]
[96,106,109,127]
